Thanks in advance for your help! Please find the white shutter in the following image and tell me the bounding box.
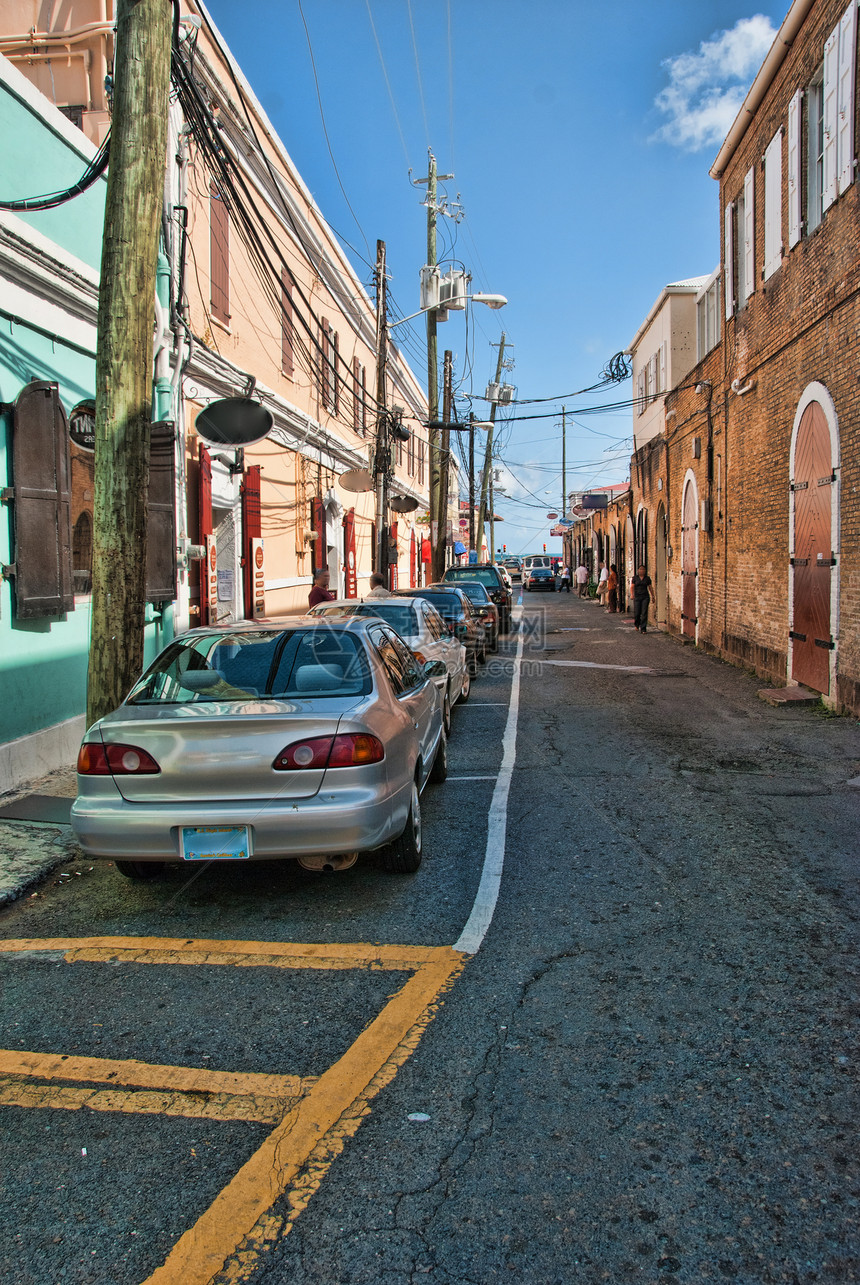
[743,166,755,295]
[637,368,645,415]
[838,0,857,194]
[648,353,658,401]
[787,90,802,247]
[823,27,839,210]
[724,200,735,317]
[660,339,667,392]
[763,131,783,281]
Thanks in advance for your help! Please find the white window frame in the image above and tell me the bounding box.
[837,0,857,195]
[763,129,783,281]
[696,269,721,361]
[823,27,839,211]
[807,66,825,234]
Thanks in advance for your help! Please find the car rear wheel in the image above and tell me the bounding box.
[114,860,165,881]
[468,650,478,678]
[442,688,452,737]
[383,779,422,873]
[429,729,448,783]
[458,668,471,703]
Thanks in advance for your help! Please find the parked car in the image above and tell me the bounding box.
[441,564,513,631]
[523,564,557,591]
[307,596,470,729]
[502,557,522,580]
[398,586,486,674]
[71,619,448,879]
[444,580,499,651]
[495,564,514,593]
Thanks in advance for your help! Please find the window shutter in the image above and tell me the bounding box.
[10,381,74,618]
[145,421,176,604]
[312,496,326,575]
[353,357,361,433]
[787,91,802,247]
[241,464,261,619]
[823,27,839,210]
[740,165,750,294]
[838,0,857,195]
[724,201,735,317]
[637,368,645,414]
[319,319,329,404]
[332,330,339,413]
[649,353,658,399]
[280,269,294,375]
[210,185,230,325]
[660,340,668,393]
[763,130,783,280]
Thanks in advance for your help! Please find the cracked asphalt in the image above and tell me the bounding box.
[1,593,859,1284]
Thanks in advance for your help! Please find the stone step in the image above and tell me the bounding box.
[757,686,821,707]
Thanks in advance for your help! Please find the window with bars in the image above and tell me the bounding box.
[352,358,367,434]
[319,320,339,413]
[281,269,294,376]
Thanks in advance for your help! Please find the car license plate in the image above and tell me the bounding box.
[180,826,250,861]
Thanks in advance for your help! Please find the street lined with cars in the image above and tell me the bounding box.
[2,590,860,1284]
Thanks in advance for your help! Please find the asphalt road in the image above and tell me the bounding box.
[1,592,859,1285]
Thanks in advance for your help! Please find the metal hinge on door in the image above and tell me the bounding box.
[814,637,835,650]
[789,630,807,642]
[790,481,808,491]
[790,557,808,566]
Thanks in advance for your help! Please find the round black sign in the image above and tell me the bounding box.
[195,398,273,447]
[69,401,96,452]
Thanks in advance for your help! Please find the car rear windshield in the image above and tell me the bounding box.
[411,593,461,620]
[455,582,490,602]
[126,630,372,703]
[444,568,498,586]
[352,603,419,635]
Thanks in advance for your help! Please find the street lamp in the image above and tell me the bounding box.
[387,293,507,330]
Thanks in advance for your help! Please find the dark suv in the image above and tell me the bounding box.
[442,564,513,631]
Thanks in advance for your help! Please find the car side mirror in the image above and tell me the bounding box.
[424,659,447,679]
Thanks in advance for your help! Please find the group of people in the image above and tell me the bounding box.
[567,560,656,633]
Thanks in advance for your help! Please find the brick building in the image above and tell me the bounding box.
[586,0,860,713]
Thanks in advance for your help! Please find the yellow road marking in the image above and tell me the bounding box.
[0,1078,295,1124]
[2,937,467,1284]
[0,1049,311,1099]
[0,936,439,970]
[142,948,465,1285]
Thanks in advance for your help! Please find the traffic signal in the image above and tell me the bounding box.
[543,543,547,552]
[503,544,507,553]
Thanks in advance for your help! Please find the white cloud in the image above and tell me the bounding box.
[652,15,778,151]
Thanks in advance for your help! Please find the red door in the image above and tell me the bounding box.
[410,531,417,587]
[681,482,697,638]
[198,443,213,626]
[344,508,357,598]
[791,402,833,693]
[389,522,398,590]
[241,465,261,620]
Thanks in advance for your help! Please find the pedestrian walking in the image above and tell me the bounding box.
[630,564,656,632]
[575,564,589,597]
[559,564,571,593]
[597,562,609,604]
[308,569,335,608]
[606,564,618,613]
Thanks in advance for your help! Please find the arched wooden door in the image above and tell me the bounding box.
[681,479,698,638]
[655,502,668,627]
[791,402,834,693]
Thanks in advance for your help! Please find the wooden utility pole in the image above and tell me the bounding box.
[476,333,507,558]
[438,348,453,575]
[374,239,389,577]
[86,0,172,726]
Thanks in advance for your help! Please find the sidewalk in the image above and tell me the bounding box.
[0,764,78,905]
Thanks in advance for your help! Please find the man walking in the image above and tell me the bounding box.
[575,563,588,597]
[630,564,656,633]
[559,564,572,593]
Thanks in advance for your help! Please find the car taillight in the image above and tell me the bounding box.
[77,742,161,775]
[273,734,384,770]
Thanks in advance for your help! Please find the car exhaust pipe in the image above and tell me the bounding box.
[297,853,359,873]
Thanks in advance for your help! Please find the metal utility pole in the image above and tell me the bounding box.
[374,239,389,578]
[476,332,506,558]
[86,0,172,728]
[562,405,567,515]
[468,413,476,557]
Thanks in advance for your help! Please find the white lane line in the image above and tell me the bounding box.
[462,702,508,707]
[447,774,498,781]
[540,659,655,674]
[453,612,525,956]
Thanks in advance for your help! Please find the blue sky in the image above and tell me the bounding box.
[203,0,789,556]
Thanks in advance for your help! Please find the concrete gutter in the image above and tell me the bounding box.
[710,0,816,180]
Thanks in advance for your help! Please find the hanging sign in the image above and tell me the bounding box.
[251,538,266,617]
[205,534,218,618]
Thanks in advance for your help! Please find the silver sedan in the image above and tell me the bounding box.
[71,619,447,880]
